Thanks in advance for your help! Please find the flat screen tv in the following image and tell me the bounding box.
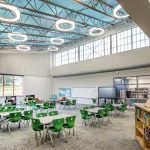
[98,87,116,98]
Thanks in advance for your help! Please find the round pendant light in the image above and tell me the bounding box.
[113,5,129,19]
[0,3,20,22]
[56,19,75,32]
[50,38,64,45]
[48,46,59,52]
[16,45,30,51]
[89,27,105,36]
[8,32,27,42]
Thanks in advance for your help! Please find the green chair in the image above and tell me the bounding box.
[80,110,92,126]
[7,112,22,132]
[89,105,96,109]
[22,110,33,126]
[65,100,71,109]
[31,118,44,145]
[49,111,58,116]
[48,118,64,145]
[49,102,56,110]
[43,102,49,112]
[117,104,127,117]
[92,98,97,105]
[104,107,111,123]
[63,116,76,135]
[71,99,77,109]
[15,108,24,111]
[83,107,89,110]
[95,109,105,127]
[36,112,47,118]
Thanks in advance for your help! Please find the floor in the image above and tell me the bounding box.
[0,106,142,150]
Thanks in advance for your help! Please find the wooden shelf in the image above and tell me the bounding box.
[136,126,144,135]
[135,104,150,150]
[136,136,144,149]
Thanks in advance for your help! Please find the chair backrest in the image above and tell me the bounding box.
[83,107,89,110]
[24,110,33,118]
[9,112,21,122]
[36,112,47,118]
[44,102,49,108]
[80,110,88,119]
[66,116,76,128]
[72,99,76,105]
[52,118,64,132]
[92,98,97,103]
[50,102,56,107]
[97,109,105,117]
[66,100,71,105]
[49,111,58,116]
[15,108,24,111]
[31,118,42,131]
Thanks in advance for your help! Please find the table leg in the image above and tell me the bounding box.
[43,124,45,144]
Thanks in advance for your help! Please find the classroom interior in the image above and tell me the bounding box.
[0,0,150,150]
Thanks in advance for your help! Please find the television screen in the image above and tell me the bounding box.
[98,87,116,98]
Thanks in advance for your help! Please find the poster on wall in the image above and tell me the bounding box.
[58,88,71,97]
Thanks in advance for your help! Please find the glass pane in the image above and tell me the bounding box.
[14,76,23,95]
[4,75,13,96]
[0,75,3,96]
[125,77,137,84]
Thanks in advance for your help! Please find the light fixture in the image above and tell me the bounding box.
[16,45,30,51]
[113,5,129,19]
[0,3,20,22]
[48,46,59,52]
[55,19,75,32]
[50,37,64,45]
[89,27,105,36]
[8,32,27,42]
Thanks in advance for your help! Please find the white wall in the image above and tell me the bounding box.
[0,53,53,100]
[53,67,150,104]
[52,46,150,76]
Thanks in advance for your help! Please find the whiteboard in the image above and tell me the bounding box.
[72,87,97,98]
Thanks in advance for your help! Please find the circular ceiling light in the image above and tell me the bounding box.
[8,32,27,42]
[113,5,129,19]
[89,27,105,36]
[16,45,30,51]
[55,19,75,32]
[0,3,20,22]
[48,46,59,52]
[50,37,64,45]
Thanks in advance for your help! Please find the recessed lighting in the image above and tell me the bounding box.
[8,32,27,42]
[55,19,75,32]
[16,45,30,51]
[0,3,20,22]
[50,37,64,45]
[89,27,105,36]
[48,46,59,52]
[113,5,129,19]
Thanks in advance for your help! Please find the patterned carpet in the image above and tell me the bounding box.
[0,108,142,150]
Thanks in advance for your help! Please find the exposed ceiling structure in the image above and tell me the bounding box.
[117,0,150,38]
[0,0,131,52]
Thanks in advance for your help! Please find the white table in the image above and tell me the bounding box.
[0,110,24,117]
[36,114,74,144]
[87,107,105,114]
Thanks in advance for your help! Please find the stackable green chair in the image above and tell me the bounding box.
[22,110,33,126]
[31,118,44,145]
[65,100,71,109]
[71,99,77,109]
[7,112,22,132]
[83,107,89,110]
[117,103,127,117]
[49,111,58,116]
[48,118,64,146]
[104,107,110,124]
[15,108,24,111]
[95,109,105,127]
[36,112,47,118]
[49,102,56,110]
[80,110,92,126]
[92,98,97,105]
[63,116,76,135]
[43,102,49,112]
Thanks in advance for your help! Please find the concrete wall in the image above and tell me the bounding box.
[0,53,52,100]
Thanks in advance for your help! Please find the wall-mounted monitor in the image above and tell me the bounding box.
[98,87,116,98]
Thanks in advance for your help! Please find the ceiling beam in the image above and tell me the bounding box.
[73,0,117,19]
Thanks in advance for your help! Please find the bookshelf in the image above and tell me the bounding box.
[135,103,150,150]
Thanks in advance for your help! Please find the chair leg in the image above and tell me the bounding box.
[73,128,75,136]
[58,131,60,138]
[48,131,54,147]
